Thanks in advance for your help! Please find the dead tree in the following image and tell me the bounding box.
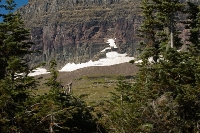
[63,81,73,94]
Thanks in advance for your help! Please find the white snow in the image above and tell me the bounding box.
[28,68,49,76]
[107,38,117,48]
[134,57,155,64]
[101,38,117,52]
[101,47,111,52]
[29,38,135,75]
[134,59,143,64]
[60,51,135,72]
[60,38,135,72]
[134,55,165,64]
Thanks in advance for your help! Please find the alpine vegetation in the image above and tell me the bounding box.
[0,0,105,132]
[105,0,200,133]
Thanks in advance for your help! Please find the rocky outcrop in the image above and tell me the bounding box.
[18,0,141,68]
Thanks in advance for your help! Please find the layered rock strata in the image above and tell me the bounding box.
[17,0,200,68]
[18,0,141,68]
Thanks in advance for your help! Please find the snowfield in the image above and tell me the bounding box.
[59,52,135,72]
[29,38,135,76]
[60,38,134,72]
[28,68,49,76]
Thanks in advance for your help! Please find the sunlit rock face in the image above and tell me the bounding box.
[17,0,141,69]
[18,0,199,69]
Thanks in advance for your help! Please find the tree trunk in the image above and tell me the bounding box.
[170,13,174,48]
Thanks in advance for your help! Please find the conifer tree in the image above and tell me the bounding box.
[152,0,184,49]
[138,0,157,60]
[107,1,200,132]
[105,77,147,132]
[0,0,34,80]
[21,59,106,133]
[184,2,200,52]
[0,0,37,132]
[137,1,200,132]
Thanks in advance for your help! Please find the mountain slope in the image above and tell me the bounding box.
[17,0,141,68]
[18,0,199,68]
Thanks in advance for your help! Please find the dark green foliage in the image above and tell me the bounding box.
[20,59,106,133]
[22,93,103,133]
[105,77,145,132]
[0,0,35,79]
[0,1,106,132]
[0,58,105,132]
[184,2,200,55]
[185,2,200,46]
[0,1,38,132]
[138,1,200,132]
[106,1,200,133]
[45,59,61,94]
[140,48,200,132]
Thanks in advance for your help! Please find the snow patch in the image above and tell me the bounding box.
[107,38,117,48]
[60,51,135,72]
[28,68,49,76]
[60,38,135,72]
[134,55,165,64]
[29,38,135,75]
[101,38,117,52]
[101,47,111,52]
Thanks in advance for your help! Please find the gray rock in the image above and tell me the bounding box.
[18,0,198,69]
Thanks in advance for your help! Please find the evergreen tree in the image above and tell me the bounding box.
[105,77,147,132]
[152,0,184,49]
[0,0,34,79]
[0,1,105,130]
[139,1,200,132]
[0,0,37,132]
[137,1,200,132]
[22,60,106,133]
[107,1,200,133]
[184,2,200,53]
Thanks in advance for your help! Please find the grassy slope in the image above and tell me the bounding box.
[34,62,138,104]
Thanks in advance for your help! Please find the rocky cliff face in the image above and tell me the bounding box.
[17,0,200,69]
[17,0,141,68]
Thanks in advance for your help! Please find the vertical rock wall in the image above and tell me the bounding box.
[18,0,141,68]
